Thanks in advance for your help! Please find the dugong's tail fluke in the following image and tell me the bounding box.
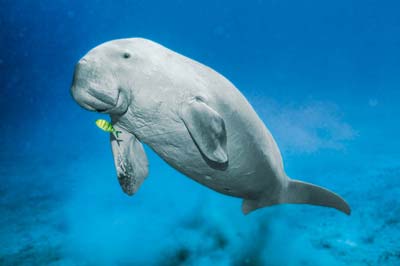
[242,179,351,215]
[283,180,351,215]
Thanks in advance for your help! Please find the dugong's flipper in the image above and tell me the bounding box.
[242,179,351,215]
[110,124,149,195]
[180,98,228,164]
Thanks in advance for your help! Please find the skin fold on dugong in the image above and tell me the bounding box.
[71,38,351,215]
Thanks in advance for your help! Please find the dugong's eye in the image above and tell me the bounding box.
[122,52,131,59]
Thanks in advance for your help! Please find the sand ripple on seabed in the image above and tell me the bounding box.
[0,154,399,266]
[0,155,73,266]
[306,168,400,266]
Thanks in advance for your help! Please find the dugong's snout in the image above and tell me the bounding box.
[71,58,130,115]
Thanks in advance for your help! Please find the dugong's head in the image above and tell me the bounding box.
[71,38,157,195]
[71,38,150,116]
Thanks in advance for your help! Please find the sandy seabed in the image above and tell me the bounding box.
[0,153,399,266]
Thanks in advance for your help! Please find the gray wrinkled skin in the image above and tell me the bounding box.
[71,38,351,215]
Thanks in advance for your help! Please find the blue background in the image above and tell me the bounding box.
[1,0,399,265]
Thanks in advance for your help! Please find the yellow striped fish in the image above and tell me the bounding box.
[95,119,115,133]
[96,119,121,140]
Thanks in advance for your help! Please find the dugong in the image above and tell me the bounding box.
[71,38,351,215]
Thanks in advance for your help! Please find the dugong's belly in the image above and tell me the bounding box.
[140,124,283,199]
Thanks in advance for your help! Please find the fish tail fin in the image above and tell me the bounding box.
[114,130,122,138]
[242,179,351,215]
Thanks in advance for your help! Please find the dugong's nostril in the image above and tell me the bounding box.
[79,58,87,64]
[75,59,88,71]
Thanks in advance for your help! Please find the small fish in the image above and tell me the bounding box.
[96,119,115,132]
[95,119,122,139]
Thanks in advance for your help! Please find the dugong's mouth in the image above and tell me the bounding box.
[92,90,121,113]
[78,87,120,112]
[72,86,129,115]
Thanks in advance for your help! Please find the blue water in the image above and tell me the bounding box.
[1,0,400,265]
